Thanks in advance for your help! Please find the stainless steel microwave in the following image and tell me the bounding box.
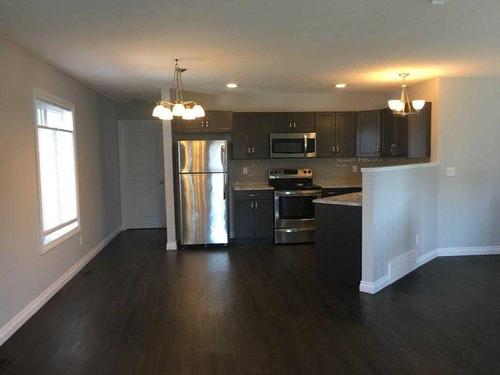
[269,132,316,158]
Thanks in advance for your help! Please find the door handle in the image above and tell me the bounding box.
[220,145,226,168]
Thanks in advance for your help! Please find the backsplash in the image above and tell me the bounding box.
[230,158,429,186]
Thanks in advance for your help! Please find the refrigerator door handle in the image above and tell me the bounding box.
[223,173,227,200]
[220,144,227,170]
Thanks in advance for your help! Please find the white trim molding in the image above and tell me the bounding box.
[438,246,500,257]
[0,227,121,346]
[359,275,390,294]
[166,241,177,251]
[359,246,499,295]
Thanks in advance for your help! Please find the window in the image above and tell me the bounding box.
[34,92,79,253]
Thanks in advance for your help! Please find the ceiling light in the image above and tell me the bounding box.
[335,83,347,88]
[430,0,447,5]
[387,73,425,116]
[151,59,204,121]
[226,83,238,88]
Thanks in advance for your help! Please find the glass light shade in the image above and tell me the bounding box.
[172,103,186,117]
[388,100,405,112]
[192,104,205,118]
[182,107,196,120]
[152,104,164,118]
[412,100,425,111]
[158,107,173,120]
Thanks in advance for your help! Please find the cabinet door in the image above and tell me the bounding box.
[173,117,205,133]
[249,113,270,159]
[408,103,431,158]
[235,200,255,238]
[232,113,252,159]
[254,199,274,238]
[356,110,381,157]
[381,109,396,157]
[205,111,233,132]
[335,112,357,157]
[292,112,315,132]
[395,116,409,157]
[270,112,294,132]
[315,112,336,157]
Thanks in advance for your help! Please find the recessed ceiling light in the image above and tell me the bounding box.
[226,83,238,88]
[334,83,347,88]
[430,0,447,5]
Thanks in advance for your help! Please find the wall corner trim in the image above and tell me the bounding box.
[166,241,177,251]
[359,275,390,294]
[0,227,122,347]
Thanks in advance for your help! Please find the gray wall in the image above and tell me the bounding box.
[362,164,439,282]
[437,77,500,248]
[0,36,121,329]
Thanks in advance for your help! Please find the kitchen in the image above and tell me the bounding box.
[167,96,432,291]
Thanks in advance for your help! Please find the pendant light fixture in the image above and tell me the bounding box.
[388,73,425,116]
[152,59,205,121]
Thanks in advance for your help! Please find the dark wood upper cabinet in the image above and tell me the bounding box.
[335,112,357,157]
[174,110,233,133]
[381,103,431,158]
[315,112,356,158]
[356,110,381,158]
[270,112,315,132]
[315,112,336,157]
[232,113,270,159]
[408,103,432,158]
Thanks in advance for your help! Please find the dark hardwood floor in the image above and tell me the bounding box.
[1,229,500,374]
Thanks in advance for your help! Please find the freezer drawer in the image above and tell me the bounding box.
[178,172,228,245]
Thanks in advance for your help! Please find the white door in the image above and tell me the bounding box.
[119,120,166,229]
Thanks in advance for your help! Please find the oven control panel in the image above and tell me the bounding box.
[268,168,313,179]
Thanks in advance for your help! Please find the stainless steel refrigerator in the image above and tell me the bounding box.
[177,140,228,245]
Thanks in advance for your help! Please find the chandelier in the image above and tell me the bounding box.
[388,73,425,116]
[152,59,205,121]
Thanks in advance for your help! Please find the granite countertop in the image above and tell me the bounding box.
[233,182,274,191]
[316,182,362,189]
[313,192,362,207]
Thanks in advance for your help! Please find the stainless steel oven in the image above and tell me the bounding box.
[270,133,316,158]
[268,168,322,244]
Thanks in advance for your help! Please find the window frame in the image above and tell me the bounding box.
[33,89,81,254]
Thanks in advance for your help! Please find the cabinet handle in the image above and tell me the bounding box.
[289,122,292,128]
[248,193,259,198]
[250,201,254,208]
[336,145,340,152]
[252,147,255,154]
[332,145,336,153]
[294,122,297,128]
[254,201,258,208]
[376,145,380,153]
[247,147,251,154]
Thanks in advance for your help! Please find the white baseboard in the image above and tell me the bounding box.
[438,246,500,257]
[359,246,499,295]
[417,249,439,267]
[0,227,122,347]
[166,241,177,251]
[359,275,390,294]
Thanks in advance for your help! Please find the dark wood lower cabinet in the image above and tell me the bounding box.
[234,190,274,243]
[315,203,361,286]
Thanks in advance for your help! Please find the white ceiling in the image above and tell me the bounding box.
[1,0,500,100]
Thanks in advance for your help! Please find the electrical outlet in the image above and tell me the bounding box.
[79,236,83,246]
[243,167,248,175]
[446,167,456,177]
[415,234,420,245]
[352,165,358,173]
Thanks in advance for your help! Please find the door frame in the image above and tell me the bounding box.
[118,120,165,230]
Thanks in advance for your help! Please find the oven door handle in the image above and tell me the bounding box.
[304,134,307,157]
[275,190,322,197]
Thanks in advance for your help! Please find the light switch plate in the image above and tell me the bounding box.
[446,167,456,177]
[242,167,248,175]
[352,165,358,173]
